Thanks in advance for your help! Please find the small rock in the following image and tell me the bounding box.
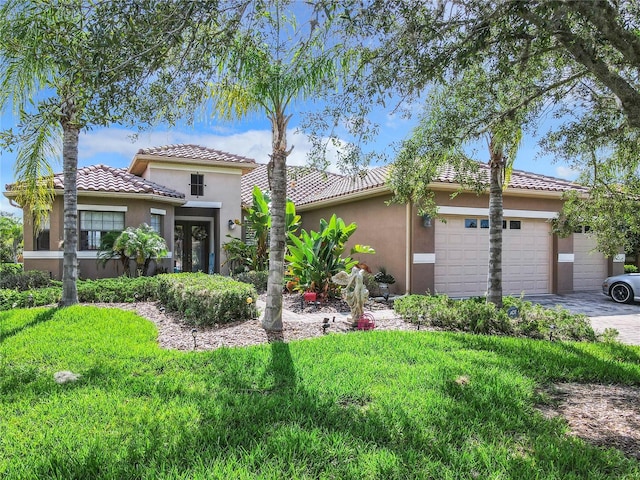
[54,371,81,384]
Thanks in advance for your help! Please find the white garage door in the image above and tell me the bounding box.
[434,216,550,297]
[573,232,608,291]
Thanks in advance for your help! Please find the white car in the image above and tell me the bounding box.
[602,273,640,304]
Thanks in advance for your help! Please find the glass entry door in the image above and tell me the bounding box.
[174,221,210,273]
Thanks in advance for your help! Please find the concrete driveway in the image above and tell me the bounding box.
[525,291,640,346]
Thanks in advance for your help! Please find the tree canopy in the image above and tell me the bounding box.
[322,0,640,255]
[0,0,245,305]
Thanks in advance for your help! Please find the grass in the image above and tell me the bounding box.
[1,306,639,479]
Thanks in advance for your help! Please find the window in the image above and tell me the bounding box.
[150,214,162,235]
[509,220,521,230]
[34,216,51,251]
[79,211,124,250]
[190,173,205,197]
[464,219,478,228]
[503,220,507,229]
[480,219,489,229]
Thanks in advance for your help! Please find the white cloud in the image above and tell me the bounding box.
[79,127,343,172]
[555,165,580,180]
[0,195,21,217]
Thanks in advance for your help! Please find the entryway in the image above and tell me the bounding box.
[174,221,211,273]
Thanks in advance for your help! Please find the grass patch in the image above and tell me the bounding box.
[1,307,639,479]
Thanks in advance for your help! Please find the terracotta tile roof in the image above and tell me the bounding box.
[240,161,588,207]
[137,144,256,165]
[436,163,589,193]
[54,164,185,199]
[301,166,390,205]
[241,164,343,206]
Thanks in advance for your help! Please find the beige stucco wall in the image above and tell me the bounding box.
[146,163,243,271]
[22,194,176,280]
[300,194,408,294]
[301,188,570,295]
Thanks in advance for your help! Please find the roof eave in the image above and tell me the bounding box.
[129,153,259,176]
[297,185,390,211]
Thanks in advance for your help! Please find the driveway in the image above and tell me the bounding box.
[525,291,640,346]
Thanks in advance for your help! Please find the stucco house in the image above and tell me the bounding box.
[4,144,257,279]
[4,143,622,296]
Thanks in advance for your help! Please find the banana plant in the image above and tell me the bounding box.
[243,185,301,271]
[286,214,374,295]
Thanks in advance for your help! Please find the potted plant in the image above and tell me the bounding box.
[374,267,395,298]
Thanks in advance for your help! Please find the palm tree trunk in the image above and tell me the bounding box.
[60,99,80,307]
[487,139,504,308]
[262,109,291,332]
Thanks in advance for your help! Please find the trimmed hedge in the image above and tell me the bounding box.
[394,294,597,342]
[0,287,61,310]
[157,273,258,326]
[77,276,160,303]
[233,270,268,293]
[0,276,161,310]
[0,268,52,291]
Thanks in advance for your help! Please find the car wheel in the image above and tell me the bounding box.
[610,282,633,304]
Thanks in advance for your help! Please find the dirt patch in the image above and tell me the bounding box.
[537,383,640,460]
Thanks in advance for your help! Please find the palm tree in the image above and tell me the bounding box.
[211,2,339,331]
[0,1,243,305]
[113,224,168,277]
[391,66,532,308]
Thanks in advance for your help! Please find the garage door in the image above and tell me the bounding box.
[434,216,550,297]
[574,232,608,291]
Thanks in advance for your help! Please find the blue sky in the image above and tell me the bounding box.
[0,102,579,218]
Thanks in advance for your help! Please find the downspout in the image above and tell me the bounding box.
[405,203,411,294]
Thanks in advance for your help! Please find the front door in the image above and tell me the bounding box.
[174,221,210,273]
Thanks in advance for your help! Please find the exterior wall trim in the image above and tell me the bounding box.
[413,253,436,264]
[182,201,222,208]
[150,208,166,215]
[558,253,575,263]
[77,204,128,212]
[149,162,243,175]
[24,251,173,259]
[437,206,558,219]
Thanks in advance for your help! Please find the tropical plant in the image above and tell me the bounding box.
[242,185,301,272]
[112,224,168,277]
[0,212,22,263]
[209,2,341,331]
[374,268,395,285]
[96,230,129,275]
[286,214,374,296]
[222,237,258,274]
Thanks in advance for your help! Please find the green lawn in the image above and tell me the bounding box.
[1,306,639,479]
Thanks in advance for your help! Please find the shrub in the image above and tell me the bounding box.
[362,272,378,296]
[0,269,52,291]
[77,276,160,303]
[0,287,61,310]
[394,294,596,342]
[624,264,638,273]
[0,263,23,276]
[156,273,257,326]
[233,270,269,293]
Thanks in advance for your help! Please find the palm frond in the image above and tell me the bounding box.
[13,115,60,232]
